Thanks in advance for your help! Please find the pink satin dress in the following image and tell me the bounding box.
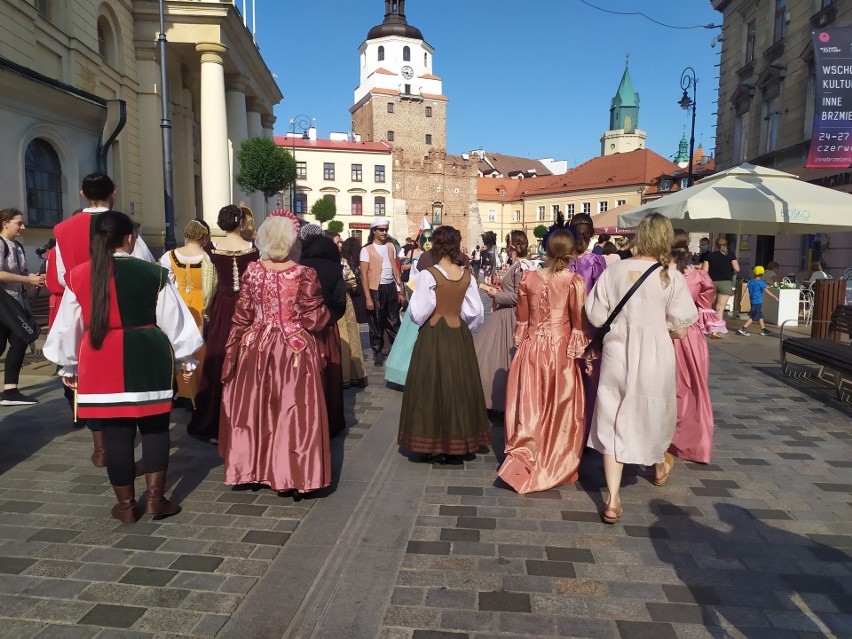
[219,262,331,493]
[669,268,715,463]
[499,270,590,494]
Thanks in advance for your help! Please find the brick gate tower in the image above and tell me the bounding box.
[350,0,482,248]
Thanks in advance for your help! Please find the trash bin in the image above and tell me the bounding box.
[811,279,847,340]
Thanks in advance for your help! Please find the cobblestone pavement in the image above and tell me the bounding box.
[1,316,850,638]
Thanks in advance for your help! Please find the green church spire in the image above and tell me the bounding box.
[675,129,689,164]
[609,60,640,133]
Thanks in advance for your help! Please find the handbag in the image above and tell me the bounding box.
[0,291,40,344]
[583,262,661,357]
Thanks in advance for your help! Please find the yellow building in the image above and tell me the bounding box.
[276,134,394,243]
[0,0,281,258]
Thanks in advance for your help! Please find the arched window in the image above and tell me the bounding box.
[424,52,428,66]
[97,14,115,65]
[25,138,63,228]
[378,46,385,62]
[403,46,411,62]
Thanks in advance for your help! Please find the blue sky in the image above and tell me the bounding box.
[256,0,722,167]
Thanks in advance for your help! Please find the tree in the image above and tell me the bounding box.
[311,197,337,227]
[235,137,295,209]
[533,225,548,239]
[327,220,344,234]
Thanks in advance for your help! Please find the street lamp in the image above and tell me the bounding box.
[157,0,176,249]
[289,114,311,213]
[678,67,698,188]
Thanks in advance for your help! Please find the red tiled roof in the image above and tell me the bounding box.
[374,68,396,75]
[273,137,393,152]
[477,153,554,178]
[420,92,448,101]
[419,73,441,80]
[476,178,525,202]
[518,149,679,197]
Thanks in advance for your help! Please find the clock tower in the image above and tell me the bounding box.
[351,0,446,153]
[350,1,481,248]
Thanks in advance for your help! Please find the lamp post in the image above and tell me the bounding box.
[678,67,698,188]
[289,114,311,213]
[157,0,176,249]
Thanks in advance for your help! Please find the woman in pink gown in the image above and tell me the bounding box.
[219,214,331,497]
[669,229,715,464]
[499,229,592,494]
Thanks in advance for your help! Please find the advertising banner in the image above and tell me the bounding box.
[807,27,852,168]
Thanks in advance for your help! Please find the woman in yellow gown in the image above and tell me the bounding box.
[159,220,216,407]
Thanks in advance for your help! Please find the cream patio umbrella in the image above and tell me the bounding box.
[617,163,852,235]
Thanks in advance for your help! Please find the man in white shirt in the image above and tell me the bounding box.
[360,218,404,366]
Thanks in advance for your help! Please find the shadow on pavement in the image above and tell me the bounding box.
[649,499,851,638]
[755,365,852,417]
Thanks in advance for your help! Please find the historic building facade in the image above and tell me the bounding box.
[275,133,394,242]
[0,0,281,259]
[601,63,647,156]
[349,0,482,248]
[712,0,852,277]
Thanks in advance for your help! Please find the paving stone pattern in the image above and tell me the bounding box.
[2,306,851,638]
[0,331,389,638]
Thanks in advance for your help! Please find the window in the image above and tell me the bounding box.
[566,203,575,218]
[599,201,608,213]
[97,19,108,59]
[403,46,411,62]
[582,202,591,214]
[733,113,749,163]
[425,134,432,145]
[387,131,394,142]
[425,106,432,118]
[25,138,62,227]
[551,204,560,220]
[351,229,363,243]
[323,162,335,180]
[432,203,443,225]
[351,195,362,216]
[294,192,307,214]
[744,20,756,64]
[374,196,386,215]
[659,178,673,192]
[761,98,779,154]
[351,164,362,181]
[387,103,394,114]
[488,209,496,222]
[375,165,386,182]
[35,0,49,18]
[680,178,689,189]
[296,161,306,179]
[616,199,626,206]
[378,46,384,61]
[499,189,506,197]
[773,0,787,43]
[537,206,545,221]
[513,210,521,222]
[424,52,428,66]
[404,84,411,95]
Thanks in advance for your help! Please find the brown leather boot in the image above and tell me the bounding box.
[91,431,106,467]
[144,471,181,520]
[111,485,137,523]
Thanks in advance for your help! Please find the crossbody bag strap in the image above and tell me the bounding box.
[598,262,662,332]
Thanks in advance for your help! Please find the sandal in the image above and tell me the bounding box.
[653,452,676,486]
[602,503,623,525]
[709,333,722,339]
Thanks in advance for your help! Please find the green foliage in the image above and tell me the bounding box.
[533,224,548,239]
[311,197,337,226]
[327,220,344,234]
[235,137,295,202]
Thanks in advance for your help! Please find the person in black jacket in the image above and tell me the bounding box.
[299,224,347,437]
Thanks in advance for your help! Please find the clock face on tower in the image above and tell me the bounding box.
[401,65,414,80]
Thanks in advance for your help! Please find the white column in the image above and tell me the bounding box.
[246,103,265,216]
[196,43,231,230]
[260,114,277,214]
[226,76,249,207]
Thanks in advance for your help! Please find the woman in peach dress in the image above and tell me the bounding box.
[499,229,592,494]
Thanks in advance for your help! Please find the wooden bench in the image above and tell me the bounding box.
[780,304,852,401]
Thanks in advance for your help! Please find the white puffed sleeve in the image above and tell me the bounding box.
[42,288,84,376]
[408,268,437,326]
[461,272,484,332]
[156,280,204,367]
[158,252,176,284]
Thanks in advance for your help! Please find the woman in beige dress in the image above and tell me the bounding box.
[328,231,367,388]
[585,213,697,524]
